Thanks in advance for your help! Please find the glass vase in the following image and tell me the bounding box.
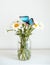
[17,38,31,61]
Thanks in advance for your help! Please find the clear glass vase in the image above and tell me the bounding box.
[17,38,31,61]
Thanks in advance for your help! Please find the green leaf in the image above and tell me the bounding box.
[22,24,25,27]
[7,29,13,32]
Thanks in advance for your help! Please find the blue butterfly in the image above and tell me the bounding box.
[19,16,34,25]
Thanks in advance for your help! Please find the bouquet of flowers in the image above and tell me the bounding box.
[7,16,39,61]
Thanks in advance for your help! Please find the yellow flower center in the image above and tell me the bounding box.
[34,24,38,27]
[14,23,19,28]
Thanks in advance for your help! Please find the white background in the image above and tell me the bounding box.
[0,0,50,49]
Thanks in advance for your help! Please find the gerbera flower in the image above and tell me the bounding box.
[12,21,21,31]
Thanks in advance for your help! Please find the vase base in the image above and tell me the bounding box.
[17,49,31,61]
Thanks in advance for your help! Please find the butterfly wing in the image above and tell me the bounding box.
[29,18,34,25]
[19,16,29,23]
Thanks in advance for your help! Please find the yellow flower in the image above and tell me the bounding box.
[12,22,20,29]
[33,23,39,28]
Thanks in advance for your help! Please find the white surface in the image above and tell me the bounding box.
[0,0,50,49]
[0,50,50,65]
